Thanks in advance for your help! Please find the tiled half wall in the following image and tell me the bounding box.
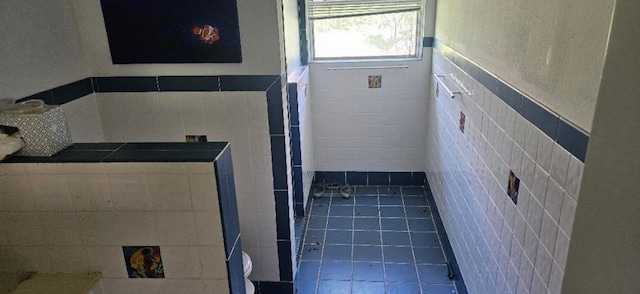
[0,161,232,293]
[426,41,585,294]
[12,75,296,287]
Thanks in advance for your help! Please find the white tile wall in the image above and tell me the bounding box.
[293,68,316,211]
[60,93,106,143]
[310,58,431,172]
[95,91,279,281]
[426,51,585,294]
[0,162,229,294]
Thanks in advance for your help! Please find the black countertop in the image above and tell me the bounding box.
[2,142,229,163]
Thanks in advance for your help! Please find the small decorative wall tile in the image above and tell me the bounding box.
[122,246,165,278]
[368,75,382,88]
[459,112,466,133]
[507,170,520,205]
[186,135,208,142]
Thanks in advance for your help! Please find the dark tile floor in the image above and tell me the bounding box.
[295,186,458,294]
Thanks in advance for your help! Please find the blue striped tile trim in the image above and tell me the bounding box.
[314,171,427,186]
[220,75,280,91]
[423,37,434,48]
[433,39,589,162]
[278,240,294,281]
[293,166,304,216]
[15,75,285,106]
[94,76,158,92]
[157,76,219,91]
[265,77,296,282]
[226,240,247,294]
[214,146,242,258]
[256,281,294,294]
[424,179,468,294]
[17,78,93,105]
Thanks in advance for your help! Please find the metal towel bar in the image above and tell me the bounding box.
[433,74,461,99]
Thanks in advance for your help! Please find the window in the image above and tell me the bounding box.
[306,0,424,61]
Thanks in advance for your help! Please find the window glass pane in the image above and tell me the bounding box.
[312,11,418,59]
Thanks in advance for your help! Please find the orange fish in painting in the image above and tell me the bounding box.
[193,25,220,44]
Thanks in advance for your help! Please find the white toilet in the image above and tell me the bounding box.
[242,251,255,294]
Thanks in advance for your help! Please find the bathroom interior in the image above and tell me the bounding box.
[0,0,639,293]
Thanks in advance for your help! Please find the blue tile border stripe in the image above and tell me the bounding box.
[423,37,434,48]
[433,39,589,162]
[255,281,294,294]
[424,180,468,294]
[314,171,427,186]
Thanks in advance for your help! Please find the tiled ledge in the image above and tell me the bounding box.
[2,142,229,163]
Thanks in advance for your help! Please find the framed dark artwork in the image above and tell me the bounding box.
[100,0,242,64]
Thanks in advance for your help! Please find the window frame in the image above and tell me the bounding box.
[304,0,426,63]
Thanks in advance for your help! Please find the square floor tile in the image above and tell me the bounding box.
[379,197,404,206]
[380,207,405,218]
[418,264,454,284]
[414,246,446,264]
[331,196,355,206]
[407,218,436,232]
[352,281,385,294]
[405,206,432,218]
[313,197,331,205]
[354,217,380,231]
[386,283,421,294]
[383,246,415,263]
[404,197,430,207]
[323,244,352,261]
[353,245,382,262]
[355,196,378,206]
[302,244,323,260]
[352,262,384,281]
[317,280,350,294]
[297,260,320,281]
[354,205,379,217]
[410,232,440,247]
[422,284,457,293]
[353,231,381,245]
[378,186,401,195]
[329,206,354,217]
[384,263,419,283]
[296,279,317,294]
[382,231,411,246]
[305,229,325,245]
[402,187,426,195]
[327,217,353,230]
[319,260,352,280]
[310,204,329,216]
[308,216,328,229]
[381,218,408,231]
[355,186,378,195]
[325,230,352,245]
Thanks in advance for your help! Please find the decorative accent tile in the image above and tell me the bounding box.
[459,111,466,133]
[185,135,208,142]
[368,75,382,88]
[122,246,165,278]
[507,170,520,205]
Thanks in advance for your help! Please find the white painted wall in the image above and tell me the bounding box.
[69,0,283,76]
[434,0,614,132]
[563,1,640,292]
[282,0,302,72]
[0,0,88,99]
[427,52,583,293]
